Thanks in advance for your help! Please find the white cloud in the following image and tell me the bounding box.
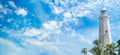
[0,38,50,55]
[0,4,3,9]
[15,8,28,16]
[0,38,23,55]
[63,12,72,18]
[44,0,120,23]
[0,2,14,15]
[52,6,64,14]
[1,26,95,54]
[43,21,59,30]
[2,28,41,37]
[43,0,94,25]
[23,28,42,37]
[0,6,12,15]
[2,19,96,55]
[8,1,29,17]
[8,1,17,9]
[23,39,61,53]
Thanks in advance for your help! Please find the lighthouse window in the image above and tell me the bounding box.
[105,30,108,33]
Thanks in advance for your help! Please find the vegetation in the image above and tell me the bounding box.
[90,40,102,55]
[117,39,120,55]
[81,39,120,55]
[81,48,87,55]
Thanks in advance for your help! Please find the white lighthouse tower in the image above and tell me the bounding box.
[99,7,112,50]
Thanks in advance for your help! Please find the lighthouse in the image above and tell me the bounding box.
[99,7,112,51]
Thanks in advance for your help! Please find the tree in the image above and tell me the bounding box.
[90,40,102,55]
[81,48,87,55]
[117,39,120,55]
[104,43,116,55]
[82,39,120,55]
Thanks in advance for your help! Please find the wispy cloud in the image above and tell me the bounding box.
[0,38,23,55]
[0,38,52,55]
[0,1,28,17]
[0,3,12,15]
[15,8,28,17]
[2,19,98,55]
[8,1,17,9]
[0,4,3,9]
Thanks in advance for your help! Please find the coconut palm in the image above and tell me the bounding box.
[93,40,100,47]
[90,40,102,55]
[82,39,120,55]
[81,48,87,55]
[117,39,120,55]
[104,43,116,55]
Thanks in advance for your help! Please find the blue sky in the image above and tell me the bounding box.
[0,0,120,55]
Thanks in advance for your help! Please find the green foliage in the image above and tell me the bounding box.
[117,39,120,55]
[81,39,120,55]
[104,44,116,55]
[81,48,87,55]
[90,40,102,55]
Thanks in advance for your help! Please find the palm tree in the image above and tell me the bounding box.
[90,40,102,55]
[117,39,120,55]
[93,40,100,47]
[82,39,120,55]
[104,43,116,55]
[81,48,87,55]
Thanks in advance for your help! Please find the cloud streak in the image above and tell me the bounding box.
[8,1,17,9]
